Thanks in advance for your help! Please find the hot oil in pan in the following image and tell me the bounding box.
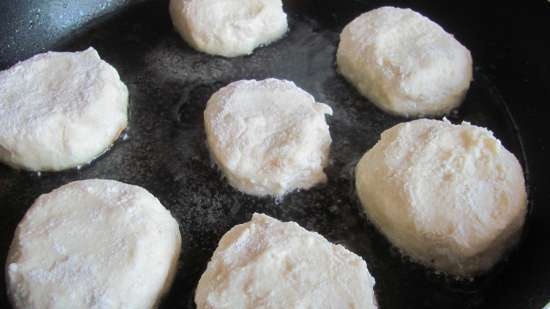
[0,1,529,309]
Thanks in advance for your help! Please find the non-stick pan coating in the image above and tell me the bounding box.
[1,1,549,308]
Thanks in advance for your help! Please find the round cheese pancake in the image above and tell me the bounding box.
[6,179,181,309]
[204,78,333,197]
[337,7,472,117]
[169,0,288,57]
[355,119,527,276]
[195,213,378,309]
[0,48,128,171]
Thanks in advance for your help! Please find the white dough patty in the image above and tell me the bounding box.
[337,7,473,117]
[195,213,377,309]
[169,0,288,57]
[204,78,333,197]
[6,179,181,309]
[355,119,527,276]
[0,48,128,171]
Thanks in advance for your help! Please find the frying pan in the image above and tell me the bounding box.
[1,0,549,308]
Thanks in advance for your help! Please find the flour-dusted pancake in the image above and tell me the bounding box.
[0,48,128,171]
[6,179,181,309]
[204,78,333,197]
[355,119,527,276]
[169,0,288,57]
[337,7,472,117]
[195,213,377,309]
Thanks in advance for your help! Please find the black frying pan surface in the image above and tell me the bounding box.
[1,1,549,308]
